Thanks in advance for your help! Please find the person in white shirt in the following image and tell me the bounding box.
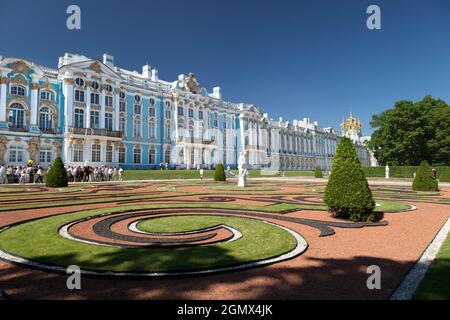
[118,168,124,181]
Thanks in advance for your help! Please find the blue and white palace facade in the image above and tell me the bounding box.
[0,53,372,170]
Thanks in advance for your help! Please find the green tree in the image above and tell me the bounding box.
[45,156,68,187]
[324,138,376,222]
[314,165,323,178]
[213,164,226,182]
[368,96,450,166]
[412,160,438,191]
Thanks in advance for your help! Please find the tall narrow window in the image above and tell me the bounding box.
[106,145,113,162]
[133,117,142,137]
[75,90,85,102]
[8,103,25,128]
[148,148,155,164]
[133,147,141,164]
[119,147,126,163]
[165,123,171,140]
[73,143,84,162]
[119,101,126,112]
[105,112,113,131]
[90,111,100,129]
[149,121,156,139]
[39,107,52,131]
[74,108,84,128]
[164,149,171,164]
[90,93,100,105]
[91,144,101,162]
[119,116,126,133]
[105,95,113,107]
[149,106,155,117]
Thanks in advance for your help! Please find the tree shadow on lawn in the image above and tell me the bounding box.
[0,250,423,300]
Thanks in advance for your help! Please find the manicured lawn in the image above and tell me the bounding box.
[413,233,450,300]
[123,169,315,180]
[0,209,297,273]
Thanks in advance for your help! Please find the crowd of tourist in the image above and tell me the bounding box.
[0,164,124,184]
[66,166,124,182]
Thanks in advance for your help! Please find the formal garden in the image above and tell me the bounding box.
[0,136,449,299]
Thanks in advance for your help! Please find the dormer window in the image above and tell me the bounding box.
[75,78,84,87]
[40,90,54,101]
[10,85,26,96]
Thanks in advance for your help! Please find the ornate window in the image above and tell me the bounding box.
[165,108,171,119]
[188,108,194,118]
[8,103,26,128]
[177,106,184,116]
[39,107,53,131]
[164,148,171,164]
[90,93,100,105]
[75,78,84,87]
[105,95,113,107]
[10,85,26,96]
[106,145,113,163]
[199,110,203,120]
[165,123,171,140]
[119,101,126,112]
[9,145,24,163]
[213,112,218,128]
[91,144,101,162]
[74,108,84,128]
[133,116,142,137]
[148,148,156,164]
[90,110,100,129]
[134,104,141,115]
[75,89,85,102]
[73,143,84,162]
[133,147,141,164]
[40,90,54,101]
[39,147,53,163]
[119,116,126,133]
[149,106,155,117]
[149,98,155,106]
[149,121,156,139]
[165,101,171,108]
[134,95,141,102]
[105,112,113,131]
[91,81,99,90]
[118,147,126,163]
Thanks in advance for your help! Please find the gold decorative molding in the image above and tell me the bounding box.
[64,78,74,85]
[32,83,40,90]
[11,75,28,86]
[90,61,101,73]
[0,77,8,85]
[10,61,29,73]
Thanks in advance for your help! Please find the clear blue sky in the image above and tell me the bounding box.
[1,0,450,134]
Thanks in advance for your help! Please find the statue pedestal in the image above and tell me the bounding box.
[238,175,247,187]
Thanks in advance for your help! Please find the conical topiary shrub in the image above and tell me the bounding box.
[412,160,438,191]
[314,165,323,178]
[45,156,68,187]
[324,137,376,222]
[214,163,226,182]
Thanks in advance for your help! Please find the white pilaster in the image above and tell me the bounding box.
[63,75,74,128]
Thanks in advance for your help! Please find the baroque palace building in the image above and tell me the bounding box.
[0,53,372,170]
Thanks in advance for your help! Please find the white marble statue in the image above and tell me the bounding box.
[385,164,390,179]
[238,151,247,187]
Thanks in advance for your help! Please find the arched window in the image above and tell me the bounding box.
[134,103,141,115]
[39,107,53,131]
[133,116,142,137]
[133,146,141,164]
[189,126,194,143]
[40,90,54,101]
[177,106,184,116]
[148,148,156,164]
[149,120,156,139]
[165,108,171,119]
[165,123,171,140]
[10,85,26,96]
[164,148,171,164]
[8,103,25,129]
[149,106,155,117]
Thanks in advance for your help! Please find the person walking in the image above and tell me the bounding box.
[199,168,204,180]
[118,167,124,181]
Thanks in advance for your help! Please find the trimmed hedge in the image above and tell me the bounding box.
[324,137,376,222]
[412,160,439,191]
[45,156,68,188]
[213,164,226,182]
[314,165,323,178]
[363,166,450,182]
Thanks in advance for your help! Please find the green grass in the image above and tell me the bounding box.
[123,169,315,180]
[0,209,297,273]
[413,233,450,300]
[374,200,413,212]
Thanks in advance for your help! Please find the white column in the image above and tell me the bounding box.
[0,73,8,123]
[114,89,120,131]
[63,76,74,127]
[85,86,91,128]
[100,87,106,129]
[30,75,40,129]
